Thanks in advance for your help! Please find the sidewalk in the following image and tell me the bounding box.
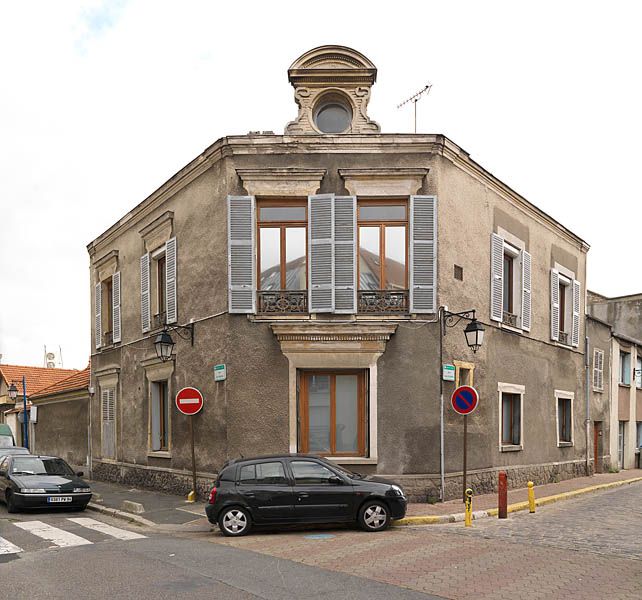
[86,469,642,527]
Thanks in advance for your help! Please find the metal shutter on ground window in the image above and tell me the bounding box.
[227,195,256,314]
[520,250,532,331]
[95,282,102,349]
[140,254,151,332]
[165,237,177,324]
[572,279,581,347]
[550,269,560,341]
[333,196,357,313]
[101,388,115,459]
[112,272,121,343]
[409,195,437,313]
[308,194,334,313]
[490,233,504,322]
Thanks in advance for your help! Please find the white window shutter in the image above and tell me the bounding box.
[95,282,102,349]
[112,271,121,343]
[409,195,437,313]
[520,250,532,331]
[490,233,504,322]
[571,279,581,347]
[141,253,151,332]
[334,196,356,313]
[165,237,177,324]
[308,194,334,313]
[227,195,256,314]
[101,388,115,459]
[550,269,560,341]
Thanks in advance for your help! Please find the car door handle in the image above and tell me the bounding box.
[241,492,255,498]
[298,492,309,498]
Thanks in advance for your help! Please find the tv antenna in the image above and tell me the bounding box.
[397,83,432,133]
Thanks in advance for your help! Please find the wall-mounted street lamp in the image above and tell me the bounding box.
[154,322,195,362]
[8,378,29,449]
[463,318,485,353]
[8,382,18,401]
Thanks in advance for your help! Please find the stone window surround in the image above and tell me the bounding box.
[453,360,475,388]
[142,357,174,459]
[271,323,398,465]
[496,226,526,334]
[553,261,576,347]
[497,382,525,452]
[554,389,575,447]
[140,210,174,254]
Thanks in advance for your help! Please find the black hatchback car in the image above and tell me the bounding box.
[206,454,407,536]
[0,455,92,513]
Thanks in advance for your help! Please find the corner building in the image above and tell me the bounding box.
[88,46,597,500]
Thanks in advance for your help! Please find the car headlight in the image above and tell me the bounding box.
[20,488,46,493]
[73,487,91,493]
[391,485,405,497]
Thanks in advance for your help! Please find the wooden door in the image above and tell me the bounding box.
[593,422,602,474]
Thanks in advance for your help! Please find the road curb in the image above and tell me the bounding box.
[87,502,156,527]
[393,476,642,527]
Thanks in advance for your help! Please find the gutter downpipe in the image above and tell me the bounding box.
[585,335,591,475]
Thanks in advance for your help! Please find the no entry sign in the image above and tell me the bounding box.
[175,387,204,416]
[451,385,479,415]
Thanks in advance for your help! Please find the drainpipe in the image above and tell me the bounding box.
[585,335,591,475]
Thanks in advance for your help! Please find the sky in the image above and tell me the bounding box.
[0,0,640,370]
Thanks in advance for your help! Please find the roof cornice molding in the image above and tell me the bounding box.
[236,168,326,197]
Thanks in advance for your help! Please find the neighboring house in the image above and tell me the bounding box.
[0,364,79,446]
[587,292,642,470]
[29,364,91,469]
[87,45,597,500]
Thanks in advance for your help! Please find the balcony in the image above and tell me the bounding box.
[152,312,167,330]
[558,331,569,345]
[502,311,518,327]
[358,290,409,314]
[103,330,113,346]
[258,290,308,314]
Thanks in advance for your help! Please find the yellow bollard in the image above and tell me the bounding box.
[464,488,473,527]
[187,490,196,503]
[527,481,535,513]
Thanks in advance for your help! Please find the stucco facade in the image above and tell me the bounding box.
[87,46,597,500]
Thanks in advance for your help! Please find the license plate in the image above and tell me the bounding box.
[47,496,72,503]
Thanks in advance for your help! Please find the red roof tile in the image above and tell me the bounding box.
[30,365,90,399]
[0,364,80,397]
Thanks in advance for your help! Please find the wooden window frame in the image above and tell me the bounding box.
[256,199,308,291]
[558,280,567,333]
[557,397,572,443]
[103,277,114,337]
[157,255,166,317]
[357,199,409,291]
[503,253,514,314]
[298,370,367,457]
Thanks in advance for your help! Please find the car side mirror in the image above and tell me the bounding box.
[328,476,343,485]
[76,471,84,477]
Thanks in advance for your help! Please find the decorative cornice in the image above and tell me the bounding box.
[271,323,397,343]
[236,168,326,197]
[139,210,174,237]
[94,249,119,269]
[339,168,428,196]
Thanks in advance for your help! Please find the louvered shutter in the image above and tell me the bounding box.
[521,250,532,331]
[409,195,437,313]
[571,279,581,347]
[141,253,151,332]
[490,233,504,322]
[593,349,604,390]
[334,195,356,313]
[227,195,256,314]
[112,271,121,343]
[101,388,115,459]
[550,269,560,341]
[165,237,177,324]
[308,194,334,313]
[95,283,102,349]
[151,383,161,451]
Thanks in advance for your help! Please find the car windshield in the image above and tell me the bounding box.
[11,457,75,477]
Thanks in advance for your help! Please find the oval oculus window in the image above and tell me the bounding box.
[314,102,352,133]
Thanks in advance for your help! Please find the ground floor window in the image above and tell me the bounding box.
[557,397,572,443]
[150,380,170,452]
[101,387,116,459]
[501,392,521,446]
[618,421,625,468]
[298,370,367,456]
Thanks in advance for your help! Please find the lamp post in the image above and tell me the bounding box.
[438,308,485,502]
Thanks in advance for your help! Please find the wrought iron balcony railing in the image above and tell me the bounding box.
[502,311,518,327]
[558,331,569,345]
[258,290,308,314]
[152,312,167,330]
[357,290,409,314]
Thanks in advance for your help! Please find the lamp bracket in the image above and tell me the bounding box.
[442,309,476,334]
[164,322,195,346]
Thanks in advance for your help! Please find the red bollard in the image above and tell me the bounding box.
[498,471,508,519]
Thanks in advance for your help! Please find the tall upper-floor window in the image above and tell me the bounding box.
[95,271,121,348]
[550,268,580,347]
[357,201,407,291]
[257,201,307,291]
[636,356,642,389]
[619,351,631,385]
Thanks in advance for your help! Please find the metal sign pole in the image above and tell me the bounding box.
[462,414,467,503]
[189,416,197,501]
[22,376,28,449]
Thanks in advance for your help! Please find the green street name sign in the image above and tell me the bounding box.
[214,364,227,382]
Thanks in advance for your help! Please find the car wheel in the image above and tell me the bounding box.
[358,500,390,532]
[6,491,17,514]
[218,507,251,537]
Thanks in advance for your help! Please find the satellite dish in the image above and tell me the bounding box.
[46,361,56,368]
[46,352,56,360]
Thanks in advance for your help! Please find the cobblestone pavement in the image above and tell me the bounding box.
[198,483,642,600]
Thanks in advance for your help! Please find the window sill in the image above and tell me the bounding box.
[500,445,522,452]
[557,441,573,447]
[592,388,604,393]
[618,383,631,389]
[148,451,171,459]
[500,323,523,335]
[323,456,377,465]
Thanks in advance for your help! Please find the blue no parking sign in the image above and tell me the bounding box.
[451,385,479,415]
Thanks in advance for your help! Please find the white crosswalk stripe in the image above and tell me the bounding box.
[14,521,93,548]
[0,536,23,555]
[67,518,146,540]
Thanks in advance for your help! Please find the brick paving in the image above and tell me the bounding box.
[406,468,642,516]
[202,481,642,600]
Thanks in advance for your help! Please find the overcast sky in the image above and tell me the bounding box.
[1,0,640,370]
